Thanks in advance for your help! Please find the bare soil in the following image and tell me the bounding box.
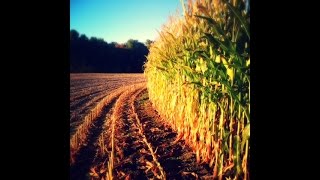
[70,74,214,180]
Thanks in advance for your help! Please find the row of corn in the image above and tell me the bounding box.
[144,0,250,179]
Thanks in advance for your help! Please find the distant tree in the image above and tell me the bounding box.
[127,39,148,52]
[116,44,126,48]
[109,42,118,48]
[79,34,89,41]
[70,30,149,73]
[90,37,98,42]
[126,39,138,49]
[97,38,106,46]
[70,29,79,41]
[145,39,153,48]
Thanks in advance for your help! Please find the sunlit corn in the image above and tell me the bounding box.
[144,0,249,179]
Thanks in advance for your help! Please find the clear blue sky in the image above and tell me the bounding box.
[70,0,182,44]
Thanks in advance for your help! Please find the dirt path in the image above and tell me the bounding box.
[70,83,213,180]
[134,90,213,180]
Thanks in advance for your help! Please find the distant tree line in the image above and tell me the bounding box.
[70,29,153,73]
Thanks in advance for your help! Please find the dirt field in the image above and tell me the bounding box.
[70,73,213,180]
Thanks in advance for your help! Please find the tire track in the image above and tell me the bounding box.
[86,83,147,180]
[111,85,154,179]
[134,90,214,180]
[105,86,167,179]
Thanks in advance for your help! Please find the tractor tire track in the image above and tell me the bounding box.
[134,90,214,180]
[111,85,156,179]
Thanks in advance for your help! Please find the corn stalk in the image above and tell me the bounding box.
[144,0,250,179]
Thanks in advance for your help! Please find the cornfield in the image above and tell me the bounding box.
[144,0,250,179]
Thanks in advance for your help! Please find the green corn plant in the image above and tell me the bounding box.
[145,0,249,179]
